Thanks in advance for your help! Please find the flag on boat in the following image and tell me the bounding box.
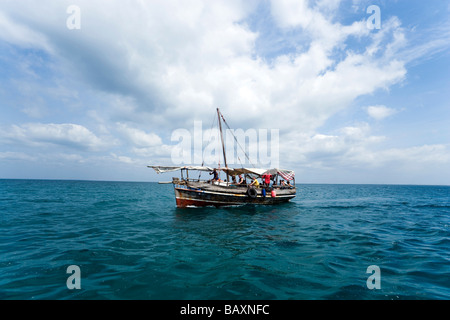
[277,169,295,181]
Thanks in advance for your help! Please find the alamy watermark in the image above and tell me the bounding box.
[66,265,81,290]
[64,264,382,293]
[66,5,81,30]
[366,265,381,290]
[366,5,381,30]
[171,121,279,168]
[65,4,380,31]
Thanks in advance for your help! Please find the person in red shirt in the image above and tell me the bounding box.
[262,173,271,187]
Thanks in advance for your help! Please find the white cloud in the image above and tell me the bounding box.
[284,123,385,168]
[0,151,36,161]
[270,0,317,30]
[1,1,449,183]
[0,123,110,151]
[282,122,450,183]
[111,153,136,165]
[0,11,52,52]
[0,0,407,133]
[377,144,450,165]
[116,123,162,148]
[366,105,397,120]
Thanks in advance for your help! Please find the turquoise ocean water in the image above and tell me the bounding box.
[0,180,449,300]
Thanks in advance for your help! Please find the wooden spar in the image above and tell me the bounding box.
[217,108,229,183]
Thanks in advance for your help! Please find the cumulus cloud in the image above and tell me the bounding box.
[374,145,450,166]
[0,0,407,133]
[284,122,385,168]
[282,121,450,184]
[366,105,397,120]
[0,0,448,182]
[0,10,52,52]
[116,123,162,148]
[0,123,110,151]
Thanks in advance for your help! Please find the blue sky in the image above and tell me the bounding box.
[0,0,449,184]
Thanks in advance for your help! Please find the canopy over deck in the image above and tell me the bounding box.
[148,166,214,174]
[222,168,295,181]
[149,166,295,181]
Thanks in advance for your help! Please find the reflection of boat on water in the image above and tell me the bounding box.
[149,109,297,208]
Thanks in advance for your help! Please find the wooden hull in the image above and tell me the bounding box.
[173,183,296,208]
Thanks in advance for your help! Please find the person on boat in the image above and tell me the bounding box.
[272,179,278,188]
[262,173,272,187]
[210,168,219,182]
[237,175,245,185]
[280,180,286,189]
[250,177,260,188]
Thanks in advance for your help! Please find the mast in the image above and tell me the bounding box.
[217,108,229,183]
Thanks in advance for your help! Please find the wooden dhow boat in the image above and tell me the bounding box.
[149,109,296,208]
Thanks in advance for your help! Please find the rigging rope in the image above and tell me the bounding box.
[219,112,256,168]
[199,112,218,180]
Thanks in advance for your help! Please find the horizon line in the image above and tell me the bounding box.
[1,178,449,187]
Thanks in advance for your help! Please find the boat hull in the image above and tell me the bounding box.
[174,184,296,208]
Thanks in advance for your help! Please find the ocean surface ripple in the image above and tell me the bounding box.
[1,180,449,300]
